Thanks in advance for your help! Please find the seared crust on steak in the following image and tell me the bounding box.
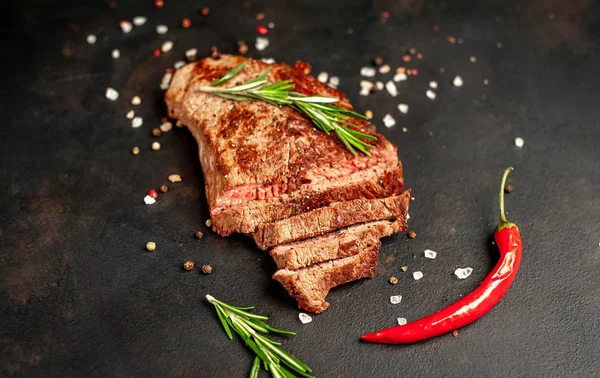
[272,240,381,314]
[254,190,411,250]
[270,218,407,270]
[165,55,400,235]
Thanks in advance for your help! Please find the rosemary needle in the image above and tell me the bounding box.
[206,294,314,378]
[200,62,377,156]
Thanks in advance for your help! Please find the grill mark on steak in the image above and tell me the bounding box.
[253,190,411,250]
[272,240,382,314]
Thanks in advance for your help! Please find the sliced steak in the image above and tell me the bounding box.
[254,190,411,250]
[272,240,381,314]
[165,55,401,236]
[270,218,407,270]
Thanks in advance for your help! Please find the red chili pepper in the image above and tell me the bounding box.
[362,167,522,344]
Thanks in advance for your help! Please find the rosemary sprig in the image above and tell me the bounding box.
[206,294,314,378]
[200,62,377,156]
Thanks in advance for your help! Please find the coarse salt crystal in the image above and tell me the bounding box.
[111,49,120,59]
[379,64,391,74]
[413,271,423,280]
[156,24,168,34]
[402,127,408,132]
[120,20,133,33]
[453,76,463,87]
[376,81,384,90]
[86,34,97,44]
[328,76,339,88]
[131,116,143,128]
[515,137,525,148]
[397,317,407,325]
[317,72,329,83]
[406,213,410,220]
[429,81,438,89]
[424,249,437,259]
[426,89,436,100]
[398,104,409,114]
[360,67,376,77]
[455,267,473,279]
[359,88,370,96]
[298,313,312,324]
[105,87,119,101]
[185,48,198,59]
[160,122,173,132]
[132,16,147,26]
[261,57,275,64]
[255,37,269,51]
[385,81,398,97]
[393,73,407,82]
[174,60,185,69]
[383,114,396,128]
[126,110,135,119]
[161,41,173,53]
[390,295,402,304]
[144,195,156,205]
[131,96,141,106]
[160,72,173,90]
[359,80,374,90]
[168,174,182,183]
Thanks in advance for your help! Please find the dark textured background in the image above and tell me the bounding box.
[2,0,600,376]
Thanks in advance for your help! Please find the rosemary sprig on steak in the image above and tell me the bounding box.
[200,61,377,156]
[205,294,314,378]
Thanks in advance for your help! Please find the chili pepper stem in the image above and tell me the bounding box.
[497,167,516,232]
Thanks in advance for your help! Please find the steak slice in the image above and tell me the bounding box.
[270,218,407,270]
[272,240,382,314]
[165,55,401,236]
[254,190,411,250]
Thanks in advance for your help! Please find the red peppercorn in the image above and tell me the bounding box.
[417,53,423,59]
[411,69,418,76]
[181,18,191,28]
[382,11,389,18]
[154,49,161,57]
[440,67,446,73]
[256,25,268,35]
[154,0,164,8]
[148,189,158,199]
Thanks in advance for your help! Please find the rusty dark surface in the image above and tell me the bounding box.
[2,0,600,376]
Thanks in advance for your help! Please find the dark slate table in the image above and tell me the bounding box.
[2,0,599,376]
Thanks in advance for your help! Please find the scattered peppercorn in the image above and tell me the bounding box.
[364,110,373,119]
[440,67,446,73]
[373,56,383,66]
[408,48,416,55]
[256,25,268,35]
[256,12,265,20]
[195,231,204,240]
[452,330,459,337]
[154,0,164,8]
[504,184,514,193]
[201,264,213,274]
[402,55,411,62]
[146,241,156,252]
[433,25,440,31]
[181,18,191,28]
[151,141,161,151]
[132,146,140,155]
[205,219,213,227]
[201,7,210,16]
[408,231,417,239]
[183,260,195,271]
[238,43,248,55]
[210,46,221,59]
[148,189,158,199]
[447,36,456,43]
[389,277,398,285]
[417,53,423,59]
[401,266,408,272]
[160,185,169,193]
[152,128,162,137]
[176,120,184,127]
[154,49,161,57]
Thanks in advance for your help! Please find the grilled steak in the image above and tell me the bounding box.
[165,55,400,236]
[272,240,382,313]
[254,190,411,250]
[270,218,407,270]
